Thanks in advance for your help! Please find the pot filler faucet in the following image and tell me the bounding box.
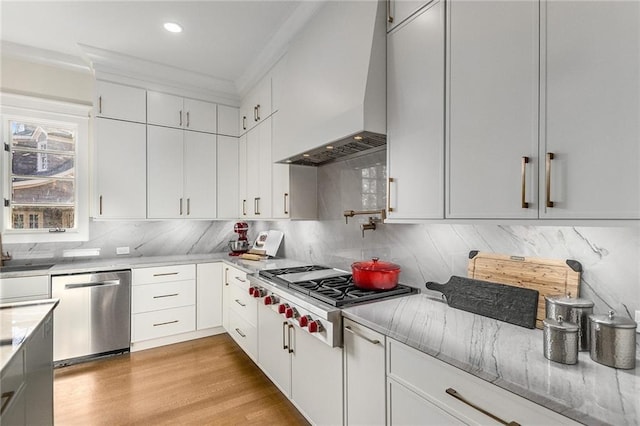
[343,209,386,238]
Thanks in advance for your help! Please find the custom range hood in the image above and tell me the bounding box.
[276,0,386,166]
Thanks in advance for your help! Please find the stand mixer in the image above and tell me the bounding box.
[228,222,249,256]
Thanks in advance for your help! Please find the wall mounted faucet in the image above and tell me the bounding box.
[343,209,386,238]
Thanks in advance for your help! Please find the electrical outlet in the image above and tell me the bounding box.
[116,246,130,255]
[635,310,640,333]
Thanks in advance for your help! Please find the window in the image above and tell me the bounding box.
[1,93,90,243]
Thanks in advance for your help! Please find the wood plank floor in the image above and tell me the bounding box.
[54,334,310,425]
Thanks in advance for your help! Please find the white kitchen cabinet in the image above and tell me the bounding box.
[386,0,445,220]
[196,263,223,330]
[222,265,248,332]
[243,117,272,218]
[94,117,147,219]
[343,319,386,426]
[257,302,292,396]
[0,275,49,304]
[225,265,257,361]
[95,80,146,123]
[239,76,272,134]
[217,105,239,137]
[131,265,196,344]
[386,0,431,32]
[238,133,248,218]
[386,338,579,425]
[147,91,217,134]
[446,0,539,219]
[216,135,239,219]
[147,125,216,219]
[540,0,640,219]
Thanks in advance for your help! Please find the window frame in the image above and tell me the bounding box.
[1,93,90,243]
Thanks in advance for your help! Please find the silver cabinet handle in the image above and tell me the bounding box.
[387,0,394,23]
[242,199,247,216]
[254,106,258,122]
[179,198,183,216]
[187,198,190,216]
[256,104,261,121]
[153,272,179,277]
[224,268,229,286]
[521,156,529,209]
[65,280,120,289]
[287,324,294,354]
[242,116,247,130]
[282,321,288,350]
[387,177,395,213]
[283,193,289,215]
[99,195,103,215]
[98,96,103,114]
[345,325,381,345]
[234,276,246,283]
[545,153,555,208]
[254,197,261,215]
[153,293,178,299]
[445,388,521,426]
[154,320,179,327]
[179,110,183,126]
[235,328,246,338]
[234,299,246,307]
[186,111,190,128]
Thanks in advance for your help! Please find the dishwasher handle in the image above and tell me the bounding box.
[64,280,121,289]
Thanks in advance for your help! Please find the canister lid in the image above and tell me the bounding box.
[589,310,637,329]
[543,315,579,332]
[545,295,594,308]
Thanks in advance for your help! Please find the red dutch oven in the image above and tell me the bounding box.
[351,257,401,290]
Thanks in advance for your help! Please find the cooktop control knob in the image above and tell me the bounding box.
[298,315,312,327]
[308,320,321,333]
[277,303,289,314]
[284,307,296,319]
[252,288,264,298]
[264,295,278,305]
[248,287,256,296]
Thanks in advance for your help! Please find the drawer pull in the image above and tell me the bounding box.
[235,328,246,338]
[287,324,294,354]
[1,391,15,416]
[234,276,246,283]
[153,293,178,299]
[234,299,246,307]
[153,320,179,327]
[445,388,520,426]
[153,272,179,277]
[345,325,381,345]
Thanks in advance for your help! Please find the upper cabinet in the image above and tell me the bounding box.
[445,0,539,219]
[386,0,431,32]
[386,0,445,221]
[95,80,146,123]
[217,105,239,137]
[540,0,639,219]
[217,135,239,219]
[147,91,217,134]
[239,76,272,135]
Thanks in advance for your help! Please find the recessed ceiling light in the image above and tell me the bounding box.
[164,22,183,33]
[326,145,334,150]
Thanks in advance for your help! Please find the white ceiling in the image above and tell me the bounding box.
[0,1,316,96]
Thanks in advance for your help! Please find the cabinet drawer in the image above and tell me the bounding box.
[228,309,257,361]
[132,280,196,314]
[132,265,195,285]
[0,275,49,303]
[229,282,257,326]
[387,339,578,425]
[132,305,195,342]
[225,266,248,290]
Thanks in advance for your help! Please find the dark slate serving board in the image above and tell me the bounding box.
[425,276,539,329]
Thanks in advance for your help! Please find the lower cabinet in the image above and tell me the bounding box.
[0,275,49,304]
[196,263,223,330]
[386,338,580,425]
[225,265,257,361]
[343,318,386,425]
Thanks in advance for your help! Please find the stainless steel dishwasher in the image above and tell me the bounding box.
[51,270,131,366]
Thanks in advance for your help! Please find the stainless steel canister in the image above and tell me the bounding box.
[589,311,637,369]
[545,295,594,351]
[543,315,579,365]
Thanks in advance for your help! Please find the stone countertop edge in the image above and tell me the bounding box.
[341,294,639,426]
[0,298,59,374]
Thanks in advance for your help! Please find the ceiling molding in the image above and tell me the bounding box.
[0,41,91,74]
[235,1,326,97]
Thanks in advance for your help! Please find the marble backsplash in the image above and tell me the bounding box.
[4,151,639,320]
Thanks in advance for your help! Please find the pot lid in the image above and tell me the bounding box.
[545,295,594,308]
[543,316,579,332]
[352,257,400,272]
[589,311,637,329]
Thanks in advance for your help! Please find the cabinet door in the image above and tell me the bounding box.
[95,118,147,219]
[257,304,291,396]
[387,1,444,220]
[253,76,272,124]
[95,81,146,123]
[344,320,386,426]
[290,326,343,426]
[245,126,261,218]
[388,379,462,425]
[217,105,239,137]
[271,163,290,219]
[217,135,239,219]
[147,91,184,128]
[257,118,273,217]
[196,263,223,330]
[238,134,248,218]
[446,0,539,219]
[387,0,431,32]
[541,0,640,219]
[183,98,216,133]
[147,125,183,218]
[183,131,216,218]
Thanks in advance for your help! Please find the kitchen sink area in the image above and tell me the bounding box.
[0,264,54,274]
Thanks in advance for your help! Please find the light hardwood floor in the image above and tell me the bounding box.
[54,334,310,425]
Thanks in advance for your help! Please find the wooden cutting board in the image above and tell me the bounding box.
[467,251,582,329]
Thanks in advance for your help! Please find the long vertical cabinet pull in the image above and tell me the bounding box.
[282,322,289,350]
[254,106,258,122]
[242,199,247,216]
[179,198,183,216]
[186,198,190,216]
[445,388,521,426]
[545,153,555,208]
[186,112,190,128]
[387,0,394,23]
[242,116,247,130]
[521,157,529,208]
[224,268,229,286]
[283,193,289,215]
[254,198,261,215]
[99,195,103,215]
[287,324,294,354]
[179,110,183,127]
[98,96,102,114]
[256,104,261,121]
[387,177,395,212]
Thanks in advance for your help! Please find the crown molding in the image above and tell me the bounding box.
[0,41,91,73]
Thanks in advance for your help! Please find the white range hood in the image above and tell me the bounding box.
[275,0,386,166]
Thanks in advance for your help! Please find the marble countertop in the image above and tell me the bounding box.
[342,294,639,426]
[0,299,58,373]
